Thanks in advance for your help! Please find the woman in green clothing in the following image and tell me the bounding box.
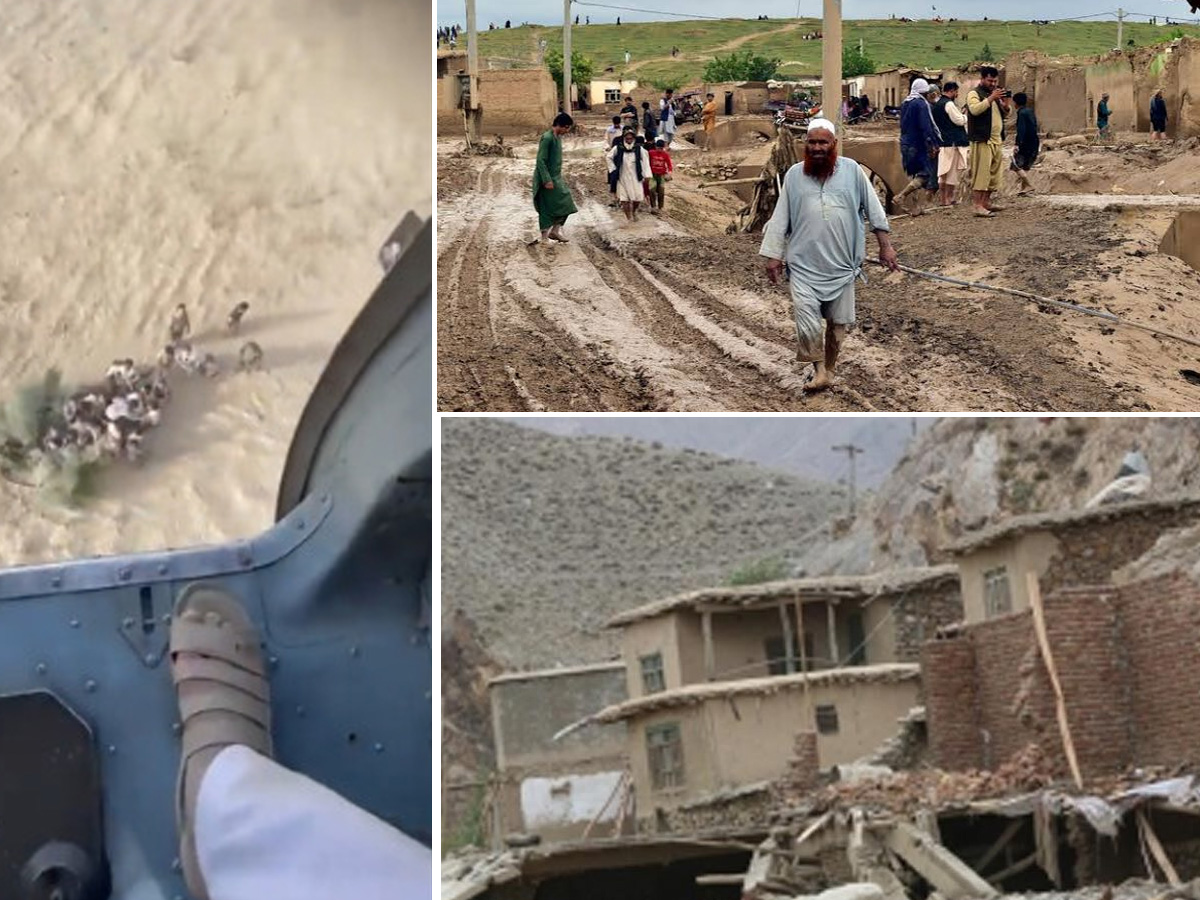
[533,112,578,243]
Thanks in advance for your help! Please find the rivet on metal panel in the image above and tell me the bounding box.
[349,645,361,658]
[122,617,136,630]
[69,619,80,628]
[85,679,98,693]
[35,663,47,675]
[373,743,385,753]
[107,745,117,754]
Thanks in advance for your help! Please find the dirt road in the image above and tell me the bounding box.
[437,135,1200,412]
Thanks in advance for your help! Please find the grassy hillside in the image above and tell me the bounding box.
[472,17,1200,87]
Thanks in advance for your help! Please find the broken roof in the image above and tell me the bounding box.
[585,663,920,725]
[606,567,958,628]
[943,495,1200,555]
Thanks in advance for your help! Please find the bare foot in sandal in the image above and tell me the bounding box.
[170,583,273,900]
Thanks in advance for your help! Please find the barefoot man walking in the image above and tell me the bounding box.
[533,112,578,243]
[760,119,899,393]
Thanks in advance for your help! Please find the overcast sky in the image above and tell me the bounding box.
[437,1,1188,27]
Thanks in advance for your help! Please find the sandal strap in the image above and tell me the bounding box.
[179,681,271,730]
[170,619,265,676]
[172,656,270,701]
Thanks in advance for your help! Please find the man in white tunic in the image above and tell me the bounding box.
[760,118,899,392]
[607,126,652,222]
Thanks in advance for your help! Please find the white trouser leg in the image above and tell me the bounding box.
[790,279,825,364]
[195,746,430,900]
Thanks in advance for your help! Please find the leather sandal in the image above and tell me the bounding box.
[170,583,273,900]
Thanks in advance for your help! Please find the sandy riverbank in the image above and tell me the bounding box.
[0,0,429,566]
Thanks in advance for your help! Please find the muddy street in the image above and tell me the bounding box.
[437,130,1200,412]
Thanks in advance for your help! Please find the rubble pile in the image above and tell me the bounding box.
[698,164,741,180]
[457,140,514,158]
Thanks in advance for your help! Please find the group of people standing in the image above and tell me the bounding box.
[604,90,687,221]
[894,66,1039,218]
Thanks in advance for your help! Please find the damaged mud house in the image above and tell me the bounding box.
[444,494,1200,900]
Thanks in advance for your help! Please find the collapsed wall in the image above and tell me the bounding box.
[923,573,1200,779]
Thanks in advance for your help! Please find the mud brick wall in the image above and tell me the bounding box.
[1040,504,1200,596]
[922,636,981,770]
[1119,574,1200,767]
[893,581,965,662]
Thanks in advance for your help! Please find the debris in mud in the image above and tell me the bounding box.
[457,139,514,158]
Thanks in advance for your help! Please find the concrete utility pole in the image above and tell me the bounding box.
[563,0,573,112]
[465,0,481,143]
[832,442,864,516]
[821,0,843,125]
[1117,7,1125,49]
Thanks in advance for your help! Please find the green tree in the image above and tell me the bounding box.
[702,49,781,83]
[544,49,595,92]
[979,42,995,61]
[650,76,683,92]
[841,44,876,77]
[728,555,791,586]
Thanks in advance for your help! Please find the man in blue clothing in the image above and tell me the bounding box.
[893,78,941,216]
[1097,92,1112,140]
[1009,92,1039,195]
[1150,89,1168,141]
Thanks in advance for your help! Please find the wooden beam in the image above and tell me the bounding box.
[985,851,1038,886]
[779,601,796,674]
[1026,573,1083,789]
[702,610,715,681]
[1138,809,1182,886]
[974,818,1023,875]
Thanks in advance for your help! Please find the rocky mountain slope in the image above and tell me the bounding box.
[797,416,1200,577]
[441,418,849,669]
[515,417,926,488]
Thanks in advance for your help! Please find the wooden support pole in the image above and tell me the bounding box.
[1138,809,1182,886]
[985,851,1038,886]
[1027,573,1084,789]
[826,600,838,668]
[780,601,796,674]
[974,819,1024,875]
[702,610,715,681]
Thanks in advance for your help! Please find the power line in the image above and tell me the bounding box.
[571,0,739,20]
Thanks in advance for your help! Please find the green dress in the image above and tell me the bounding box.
[533,130,578,230]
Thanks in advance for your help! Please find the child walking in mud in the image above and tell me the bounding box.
[647,139,673,214]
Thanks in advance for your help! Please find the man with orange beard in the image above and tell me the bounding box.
[760,119,899,392]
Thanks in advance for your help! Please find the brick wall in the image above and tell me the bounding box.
[1041,587,1131,776]
[1119,574,1200,767]
[925,574,1200,780]
[922,636,981,770]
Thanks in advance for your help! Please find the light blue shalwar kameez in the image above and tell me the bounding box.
[758,158,890,362]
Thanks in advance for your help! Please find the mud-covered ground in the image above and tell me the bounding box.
[437,123,1200,411]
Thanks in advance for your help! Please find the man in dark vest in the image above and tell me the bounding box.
[965,65,1011,217]
[931,81,969,206]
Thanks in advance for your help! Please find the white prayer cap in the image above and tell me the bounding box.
[912,77,931,94]
[807,117,836,136]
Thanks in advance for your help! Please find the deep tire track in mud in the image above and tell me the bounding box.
[438,151,1136,411]
[437,161,652,411]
